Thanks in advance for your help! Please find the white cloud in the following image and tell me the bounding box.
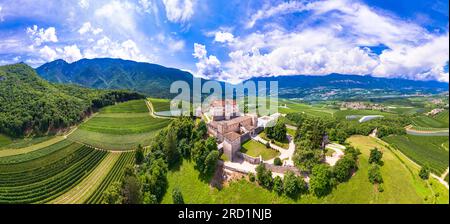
[205,0,449,83]
[214,31,235,43]
[39,46,58,61]
[83,36,151,62]
[60,45,83,63]
[79,0,90,9]
[193,43,228,81]
[26,25,58,46]
[162,0,195,23]
[0,6,4,22]
[95,1,137,33]
[247,1,308,29]
[78,22,103,35]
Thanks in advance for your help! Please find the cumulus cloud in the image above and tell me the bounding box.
[83,36,151,62]
[162,0,195,23]
[200,0,449,83]
[214,31,235,43]
[193,43,228,81]
[95,1,137,33]
[26,25,58,46]
[78,22,103,35]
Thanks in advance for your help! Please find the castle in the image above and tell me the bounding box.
[206,100,260,161]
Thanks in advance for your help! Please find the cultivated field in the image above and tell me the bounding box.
[383,135,449,175]
[278,99,336,118]
[68,100,171,150]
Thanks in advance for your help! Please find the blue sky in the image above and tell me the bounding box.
[0,0,448,83]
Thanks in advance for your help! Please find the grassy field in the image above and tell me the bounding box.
[68,100,171,150]
[241,140,280,160]
[383,135,449,175]
[51,152,120,204]
[0,135,56,150]
[162,137,448,204]
[0,136,65,158]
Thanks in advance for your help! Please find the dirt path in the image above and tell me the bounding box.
[145,100,172,119]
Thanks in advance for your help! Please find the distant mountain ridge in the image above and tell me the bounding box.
[36,58,449,99]
[36,58,195,98]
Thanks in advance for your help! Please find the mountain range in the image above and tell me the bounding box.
[36,58,449,99]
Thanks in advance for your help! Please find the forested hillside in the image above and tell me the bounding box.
[36,58,196,98]
[0,63,144,137]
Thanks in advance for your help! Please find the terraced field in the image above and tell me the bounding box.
[68,100,171,150]
[0,144,107,204]
[411,114,448,128]
[149,98,171,112]
[0,136,65,158]
[383,135,449,175]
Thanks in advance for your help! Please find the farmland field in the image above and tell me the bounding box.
[86,151,135,204]
[0,145,107,204]
[411,115,449,128]
[383,135,449,175]
[68,100,171,150]
[149,98,171,112]
[0,136,65,158]
[278,99,336,118]
[51,152,120,204]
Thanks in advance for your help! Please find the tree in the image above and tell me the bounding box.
[101,181,123,204]
[141,158,168,202]
[164,129,179,166]
[333,155,357,182]
[197,120,208,139]
[266,120,287,142]
[368,164,383,184]
[135,144,145,165]
[177,138,191,158]
[172,188,185,204]
[273,176,284,195]
[293,142,323,172]
[204,150,219,176]
[143,192,158,204]
[283,171,306,198]
[309,164,332,197]
[369,148,383,165]
[256,164,273,190]
[122,175,142,204]
[419,165,430,180]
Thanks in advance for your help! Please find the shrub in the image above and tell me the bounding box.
[333,155,357,182]
[274,157,282,166]
[419,165,430,180]
[256,164,273,190]
[248,173,256,182]
[369,148,383,165]
[283,171,307,198]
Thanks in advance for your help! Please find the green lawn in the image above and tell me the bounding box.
[241,140,280,160]
[383,135,449,175]
[68,100,171,150]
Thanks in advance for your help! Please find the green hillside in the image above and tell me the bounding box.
[0,63,144,138]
